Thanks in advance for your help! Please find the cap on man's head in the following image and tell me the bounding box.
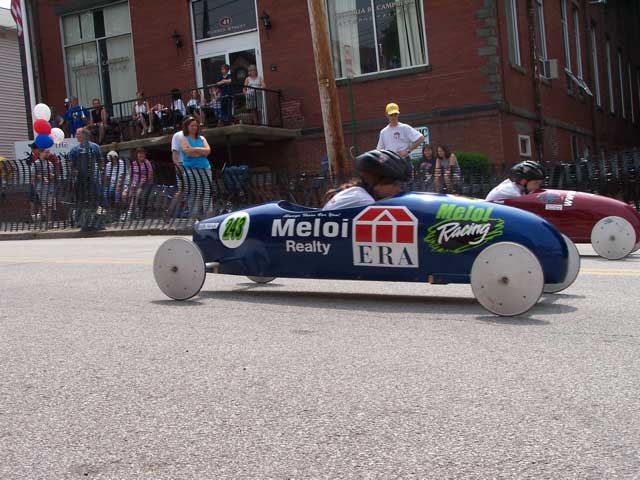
[385,103,400,115]
[107,150,118,159]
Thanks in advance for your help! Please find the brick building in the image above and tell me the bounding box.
[25,0,640,171]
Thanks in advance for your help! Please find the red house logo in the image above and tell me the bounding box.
[352,206,419,268]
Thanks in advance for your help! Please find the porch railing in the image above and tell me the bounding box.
[82,84,283,145]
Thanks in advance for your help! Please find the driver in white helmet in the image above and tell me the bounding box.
[486,160,545,202]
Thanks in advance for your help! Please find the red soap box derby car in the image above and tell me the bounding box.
[496,189,640,260]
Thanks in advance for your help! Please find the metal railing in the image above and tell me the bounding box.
[1,149,639,233]
[87,85,283,144]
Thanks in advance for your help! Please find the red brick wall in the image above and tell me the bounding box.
[129,0,196,96]
[498,0,640,160]
[259,0,494,129]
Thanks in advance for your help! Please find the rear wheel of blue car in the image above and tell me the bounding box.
[247,276,276,284]
[543,235,580,294]
[153,238,206,300]
[471,242,544,317]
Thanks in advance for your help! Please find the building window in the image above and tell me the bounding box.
[534,0,548,76]
[629,63,635,123]
[570,135,579,162]
[327,0,427,79]
[605,39,614,113]
[506,0,521,66]
[518,135,532,157]
[61,2,137,108]
[618,50,626,119]
[590,23,601,107]
[560,0,571,90]
[192,0,257,40]
[572,7,583,79]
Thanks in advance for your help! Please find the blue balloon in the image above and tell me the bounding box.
[35,134,54,149]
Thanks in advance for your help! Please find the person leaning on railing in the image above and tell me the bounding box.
[179,116,212,218]
[434,144,461,193]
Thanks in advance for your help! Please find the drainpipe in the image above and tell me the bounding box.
[526,0,545,163]
[582,0,598,158]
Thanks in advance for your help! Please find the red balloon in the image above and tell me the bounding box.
[33,119,51,135]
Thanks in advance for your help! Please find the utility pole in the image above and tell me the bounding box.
[306,0,350,177]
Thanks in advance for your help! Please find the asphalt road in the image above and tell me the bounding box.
[1,236,640,479]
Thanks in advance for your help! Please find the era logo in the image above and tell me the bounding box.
[352,206,419,268]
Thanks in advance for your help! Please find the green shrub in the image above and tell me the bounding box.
[455,151,491,176]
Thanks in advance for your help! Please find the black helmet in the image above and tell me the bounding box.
[510,161,544,182]
[356,149,412,182]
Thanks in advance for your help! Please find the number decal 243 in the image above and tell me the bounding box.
[222,217,246,241]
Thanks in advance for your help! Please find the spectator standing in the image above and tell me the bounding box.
[203,85,224,126]
[103,150,126,208]
[434,144,461,193]
[89,98,110,144]
[376,103,424,160]
[179,116,212,217]
[244,65,266,125]
[63,97,89,137]
[68,128,102,225]
[132,92,151,136]
[31,148,56,224]
[215,64,233,124]
[168,128,185,217]
[124,148,154,219]
[170,89,187,130]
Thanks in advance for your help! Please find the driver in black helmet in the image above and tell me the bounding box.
[323,149,411,210]
[485,160,545,202]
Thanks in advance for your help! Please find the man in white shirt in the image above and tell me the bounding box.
[171,130,184,167]
[376,103,424,159]
[485,160,545,202]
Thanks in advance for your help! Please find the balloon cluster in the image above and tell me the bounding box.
[32,103,65,149]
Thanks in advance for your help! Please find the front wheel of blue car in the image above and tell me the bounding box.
[153,238,206,300]
[471,242,544,317]
[247,276,276,284]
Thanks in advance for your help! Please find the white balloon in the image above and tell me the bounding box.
[51,128,65,144]
[33,103,52,122]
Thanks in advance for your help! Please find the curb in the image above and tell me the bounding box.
[0,227,193,241]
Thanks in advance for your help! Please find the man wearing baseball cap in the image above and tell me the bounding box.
[376,103,424,160]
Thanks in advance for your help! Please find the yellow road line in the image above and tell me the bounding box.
[0,256,151,266]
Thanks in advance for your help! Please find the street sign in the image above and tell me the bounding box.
[410,125,431,161]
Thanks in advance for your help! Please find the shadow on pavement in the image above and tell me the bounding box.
[195,288,575,320]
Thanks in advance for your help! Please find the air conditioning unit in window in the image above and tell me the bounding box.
[540,59,559,79]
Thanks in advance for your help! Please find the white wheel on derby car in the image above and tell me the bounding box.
[471,242,544,316]
[543,234,580,294]
[247,276,276,284]
[154,238,206,300]
[590,216,636,260]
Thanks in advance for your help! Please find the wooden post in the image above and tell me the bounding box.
[307,0,350,178]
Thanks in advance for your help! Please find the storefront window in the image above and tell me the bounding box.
[192,0,257,40]
[61,2,137,108]
[327,0,427,78]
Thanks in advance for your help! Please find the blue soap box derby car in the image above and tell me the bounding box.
[153,192,579,316]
